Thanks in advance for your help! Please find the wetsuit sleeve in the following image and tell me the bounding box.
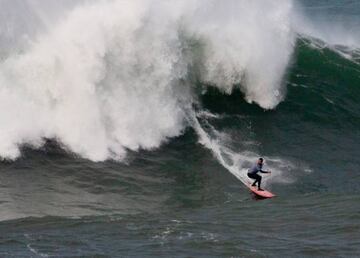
[260,169,270,173]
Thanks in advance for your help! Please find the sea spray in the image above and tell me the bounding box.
[0,0,300,161]
[191,111,295,187]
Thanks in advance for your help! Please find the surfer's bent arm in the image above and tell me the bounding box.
[260,170,271,174]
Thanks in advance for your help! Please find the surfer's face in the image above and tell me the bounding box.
[258,159,263,165]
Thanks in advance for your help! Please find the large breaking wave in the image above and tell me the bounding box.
[0,0,358,161]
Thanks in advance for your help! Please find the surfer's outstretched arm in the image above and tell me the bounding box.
[260,170,271,174]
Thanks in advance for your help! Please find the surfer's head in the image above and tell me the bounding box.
[258,158,263,165]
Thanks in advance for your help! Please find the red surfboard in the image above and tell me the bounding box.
[248,185,275,198]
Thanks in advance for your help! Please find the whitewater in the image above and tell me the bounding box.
[0,0,295,161]
[0,0,358,165]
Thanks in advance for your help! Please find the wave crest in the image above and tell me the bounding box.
[0,0,297,160]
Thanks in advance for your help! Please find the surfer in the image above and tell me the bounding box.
[247,158,271,191]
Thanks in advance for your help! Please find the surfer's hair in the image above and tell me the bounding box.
[259,158,263,162]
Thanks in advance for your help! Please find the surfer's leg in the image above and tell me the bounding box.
[248,173,257,186]
[253,177,258,186]
[253,174,259,186]
[257,175,263,190]
[253,174,262,188]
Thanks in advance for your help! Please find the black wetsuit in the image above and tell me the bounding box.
[247,163,269,188]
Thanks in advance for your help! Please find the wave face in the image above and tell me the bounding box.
[0,0,360,162]
[0,0,297,161]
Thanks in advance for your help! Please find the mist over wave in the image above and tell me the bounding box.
[0,0,297,161]
[0,0,358,161]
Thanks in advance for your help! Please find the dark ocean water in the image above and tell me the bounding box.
[0,0,360,257]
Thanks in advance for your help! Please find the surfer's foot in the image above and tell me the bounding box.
[251,183,256,186]
[258,188,264,191]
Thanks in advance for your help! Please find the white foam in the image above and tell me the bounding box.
[191,112,295,187]
[0,0,299,161]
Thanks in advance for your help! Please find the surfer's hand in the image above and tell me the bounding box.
[268,171,272,174]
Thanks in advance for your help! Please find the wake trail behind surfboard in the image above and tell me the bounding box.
[190,110,293,190]
[190,111,254,187]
